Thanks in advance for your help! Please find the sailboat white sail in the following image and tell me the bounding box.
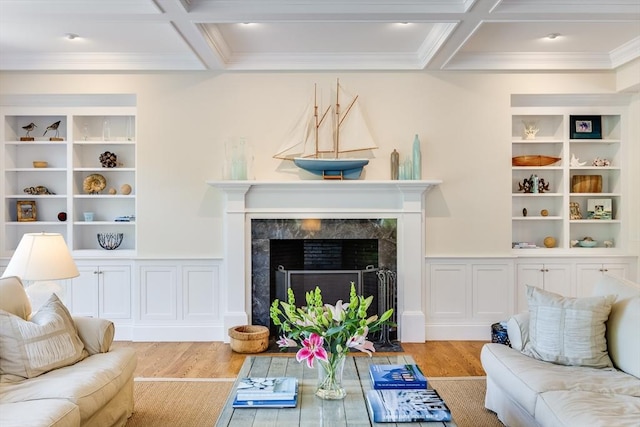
[274,80,378,179]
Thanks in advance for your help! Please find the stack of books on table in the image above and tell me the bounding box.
[232,377,298,408]
[366,364,451,423]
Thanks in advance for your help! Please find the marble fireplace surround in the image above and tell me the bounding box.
[208,180,441,343]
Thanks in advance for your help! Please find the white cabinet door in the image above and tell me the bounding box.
[68,264,131,320]
[69,265,100,317]
[516,263,572,312]
[516,264,544,312]
[543,264,573,297]
[576,263,629,297]
[99,265,131,319]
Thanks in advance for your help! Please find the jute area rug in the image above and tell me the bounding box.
[126,377,503,427]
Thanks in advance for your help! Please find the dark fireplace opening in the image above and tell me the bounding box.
[271,238,379,316]
[251,219,398,339]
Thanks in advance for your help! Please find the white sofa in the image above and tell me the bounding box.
[0,276,137,427]
[482,274,640,427]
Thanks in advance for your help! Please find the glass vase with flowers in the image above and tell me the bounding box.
[270,282,394,400]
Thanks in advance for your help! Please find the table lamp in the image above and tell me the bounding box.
[1,232,79,312]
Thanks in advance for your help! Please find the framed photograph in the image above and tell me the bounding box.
[570,115,602,139]
[587,198,612,220]
[17,200,37,222]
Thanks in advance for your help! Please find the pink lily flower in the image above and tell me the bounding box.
[276,335,298,348]
[296,332,328,368]
[347,329,376,356]
[325,301,350,322]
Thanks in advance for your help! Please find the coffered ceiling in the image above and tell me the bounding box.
[0,0,638,72]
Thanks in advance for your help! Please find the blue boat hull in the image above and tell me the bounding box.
[293,158,369,179]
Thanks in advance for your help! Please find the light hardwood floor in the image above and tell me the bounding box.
[112,341,488,379]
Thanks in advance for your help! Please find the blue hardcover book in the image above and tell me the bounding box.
[235,377,298,401]
[369,364,427,389]
[365,388,452,422]
[232,394,298,408]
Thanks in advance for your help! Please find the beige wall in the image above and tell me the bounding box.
[1,71,637,260]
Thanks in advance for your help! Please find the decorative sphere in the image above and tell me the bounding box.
[540,209,549,216]
[120,184,132,195]
[543,236,556,248]
[57,212,67,222]
[108,187,117,195]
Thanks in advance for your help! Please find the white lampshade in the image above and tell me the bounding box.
[2,233,79,281]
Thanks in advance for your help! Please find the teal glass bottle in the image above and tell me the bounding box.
[412,134,422,180]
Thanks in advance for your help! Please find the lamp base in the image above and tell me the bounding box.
[25,281,64,313]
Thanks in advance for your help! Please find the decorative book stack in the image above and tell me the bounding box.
[369,364,427,389]
[367,364,451,422]
[365,388,452,423]
[232,377,298,408]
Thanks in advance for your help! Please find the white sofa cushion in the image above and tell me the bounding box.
[506,312,529,351]
[0,347,136,423]
[482,343,640,418]
[73,316,115,355]
[592,274,640,378]
[0,276,31,320]
[536,390,640,427]
[0,400,80,427]
[0,294,88,382]
[523,285,614,368]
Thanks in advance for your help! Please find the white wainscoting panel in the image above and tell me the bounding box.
[182,264,220,322]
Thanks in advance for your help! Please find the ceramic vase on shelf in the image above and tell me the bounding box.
[412,134,422,180]
[390,149,399,180]
[316,352,347,400]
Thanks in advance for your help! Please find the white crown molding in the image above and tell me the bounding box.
[0,53,205,71]
[417,23,458,69]
[491,0,640,14]
[199,24,233,66]
[610,36,640,69]
[223,52,421,70]
[445,52,614,70]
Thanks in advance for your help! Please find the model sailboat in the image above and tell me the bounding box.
[273,79,377,179]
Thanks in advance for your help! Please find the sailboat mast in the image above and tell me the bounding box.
[314,83,319,158]
[334,78,340,158]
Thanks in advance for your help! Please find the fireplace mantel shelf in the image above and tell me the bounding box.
[207,179,442,193]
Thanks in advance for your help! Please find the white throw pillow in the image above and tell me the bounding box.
[522,286,615,368]
[0,293,87,382]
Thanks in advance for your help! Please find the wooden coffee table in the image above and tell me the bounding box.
[216,354,457,426]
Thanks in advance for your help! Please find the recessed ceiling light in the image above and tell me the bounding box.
[65,33,80,40]
[546,33,561,40]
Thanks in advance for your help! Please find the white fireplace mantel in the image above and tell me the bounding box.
[207,180,442,343]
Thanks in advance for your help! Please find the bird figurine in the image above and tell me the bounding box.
[570,153,586,167]
[22,122,37,138]
[43,120,61,138]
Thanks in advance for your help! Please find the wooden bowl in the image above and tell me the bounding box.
[512,155,561,167]
[228,325,269,353]
[33,161,48,168]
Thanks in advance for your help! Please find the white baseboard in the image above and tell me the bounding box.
[128,325,225,342]
[425,324,492,341]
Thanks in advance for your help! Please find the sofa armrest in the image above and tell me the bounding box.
[506,312,530,351]
[73,316,115,355]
